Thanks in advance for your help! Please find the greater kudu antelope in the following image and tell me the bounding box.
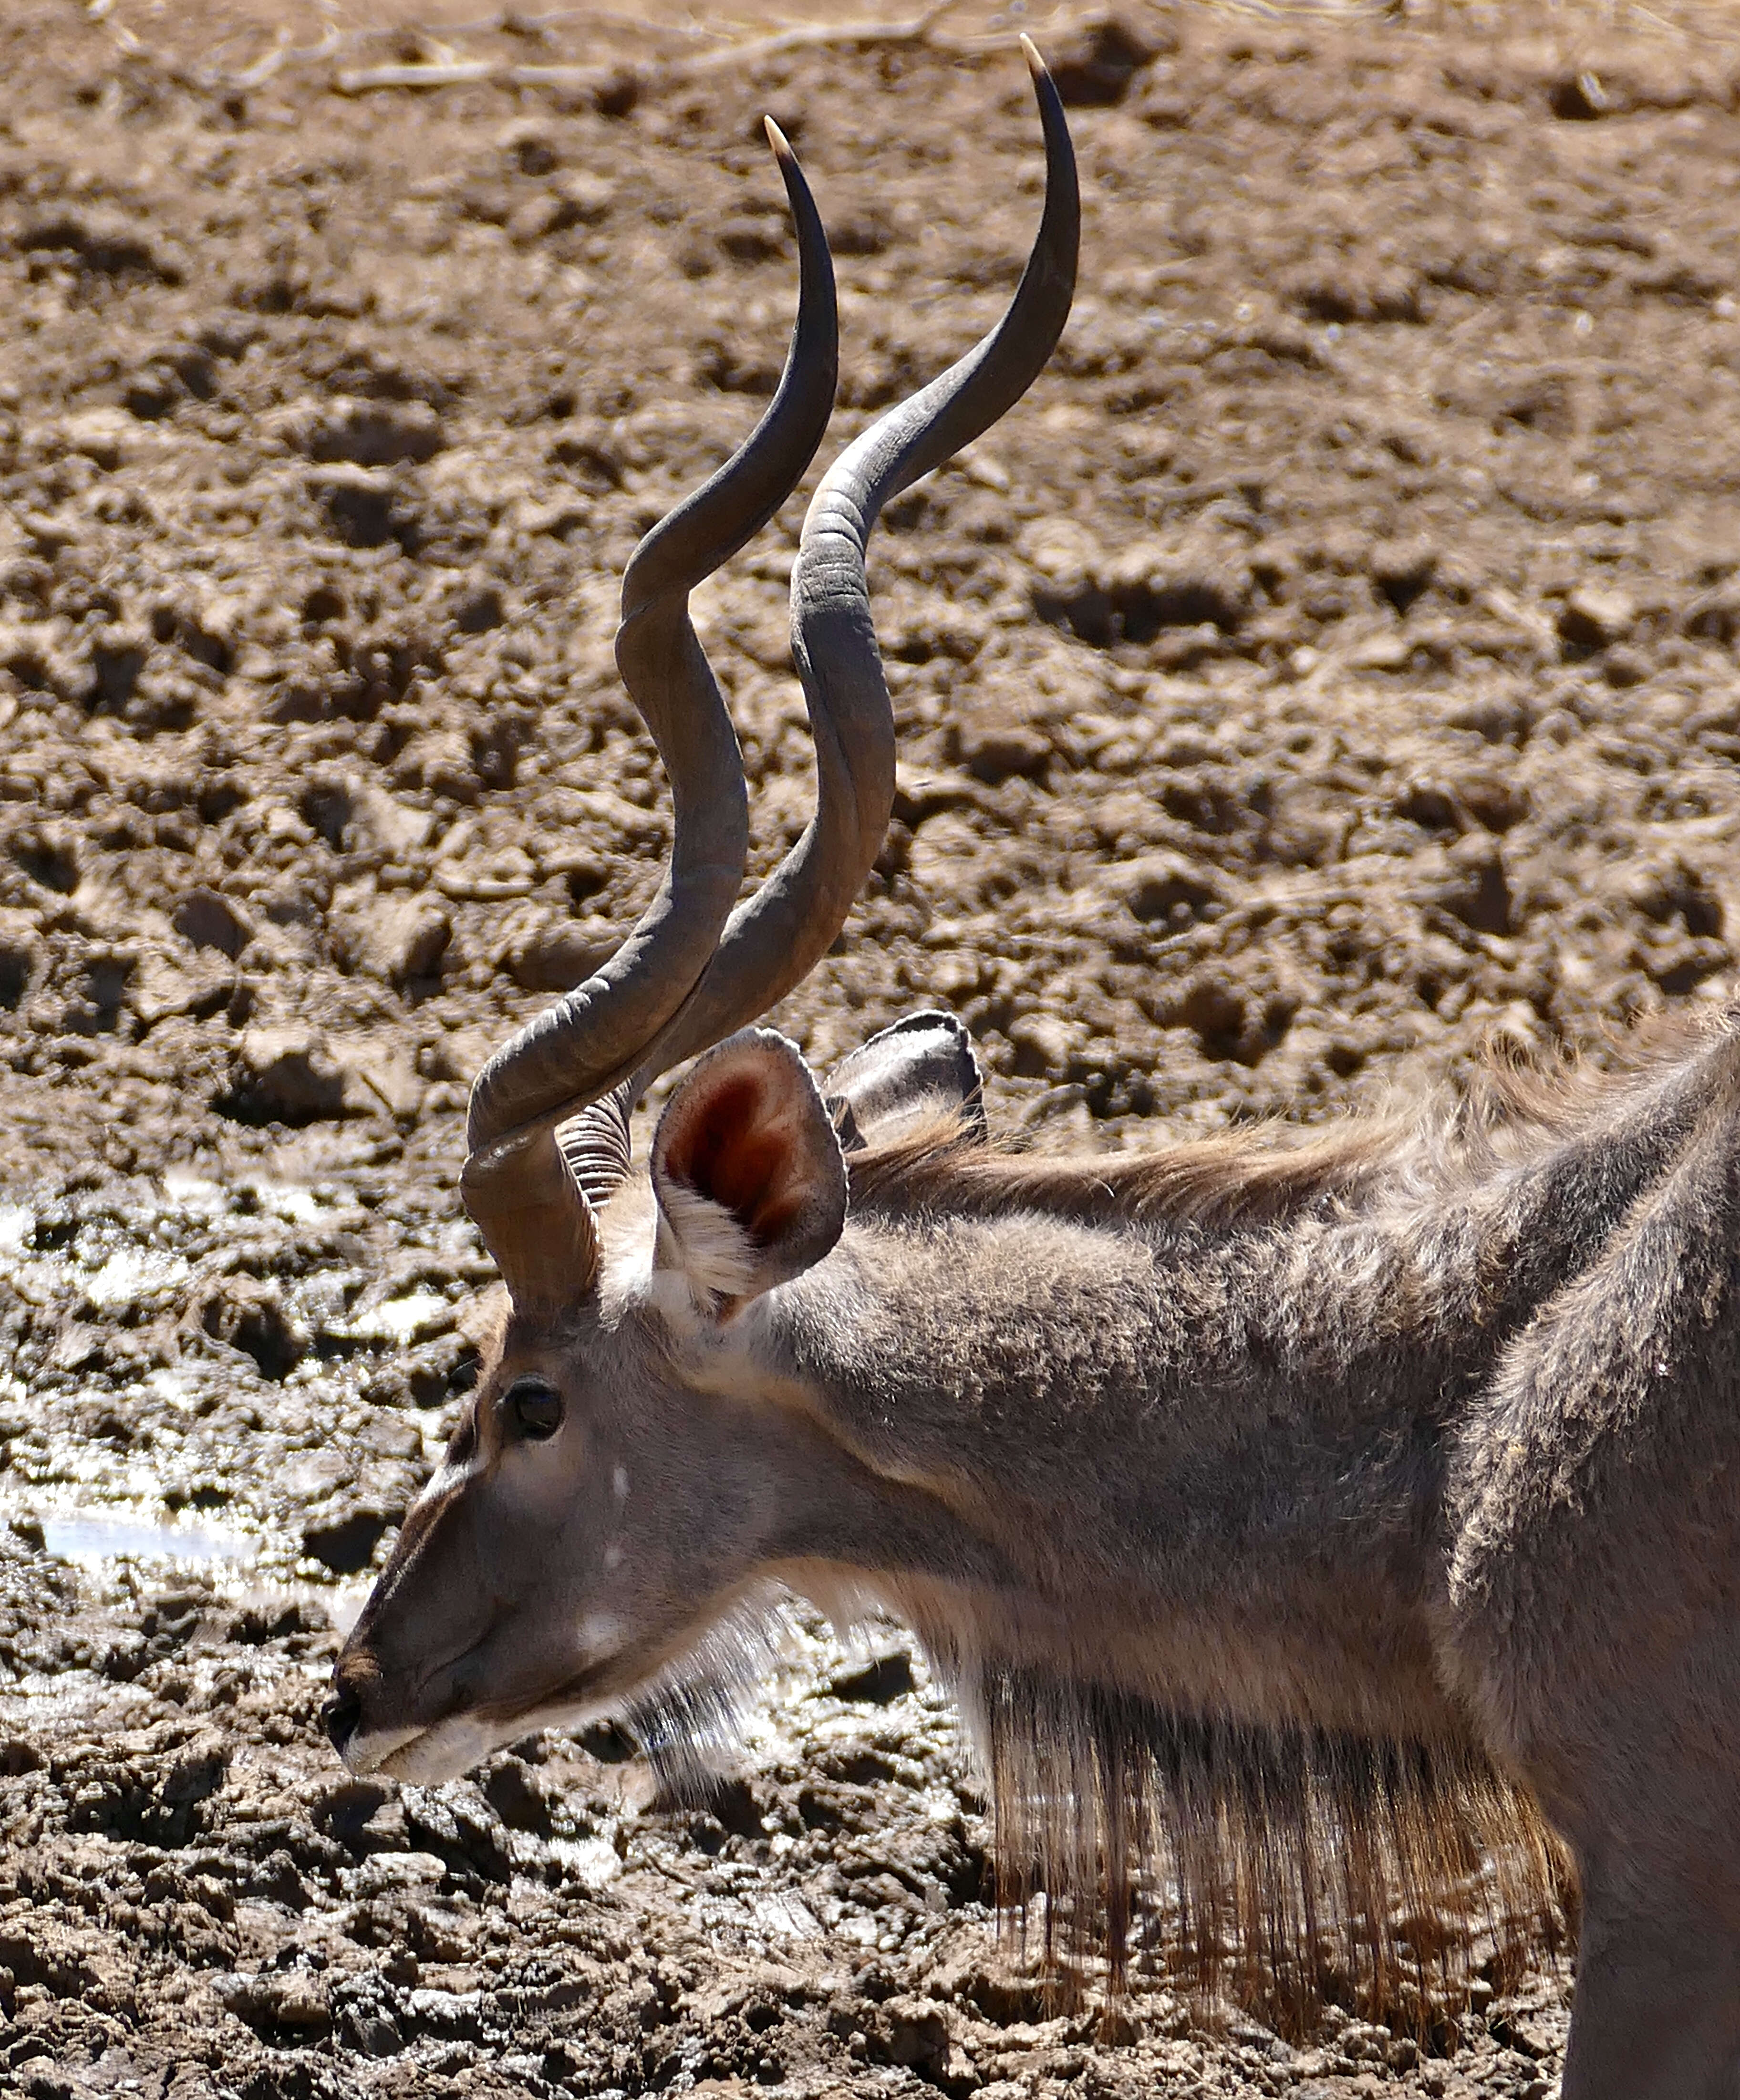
[324,45,1740,2094]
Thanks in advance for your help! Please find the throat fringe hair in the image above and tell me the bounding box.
[617,1032,1668,2024]
[963,1657,1569,2033]
[834,1044,1625,2024]
[621,1591,1570,2033]
[621,1587,803,1802]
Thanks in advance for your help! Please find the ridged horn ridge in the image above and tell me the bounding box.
[460,126,839,1300]
[624,41,1078,1090]
[458,50,1079,1314]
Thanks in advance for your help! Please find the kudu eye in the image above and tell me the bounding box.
[506,1378,564,1442]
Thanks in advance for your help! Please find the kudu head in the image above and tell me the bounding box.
[323,48,1078,1785]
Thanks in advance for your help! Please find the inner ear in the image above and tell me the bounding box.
[651,1029,847,1303]
[663,1074,807,1244]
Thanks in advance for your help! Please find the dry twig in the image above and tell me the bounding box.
[331,0,970,95]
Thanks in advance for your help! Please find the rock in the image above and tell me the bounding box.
[401,1784,515,1882]
[339,897,452,986]
[1006,1012,1083,1076]
[391,904,452,983]
[880,598,990,666]
[867,1997,951,2077]
[508,172,614,242]
[129,952,227,1027]
[352,2011,405,2058]
[1624,857,1722,935]
[1396,778,1461,831]
[17,207,176,281]
[0,915,42,1008]
[1288,267,1425,325]
[954,718,1051,785]
[91,626,150,710]
[1124,850,1224,925]
[220,1027,355,1124]
[228,1594,329,1644]
[201,1278,309,1381]
[335,1041,426,1120]
[829,1649,916,1704]
[173,886,253,960]
[312,1778,394,1842]
[307,396,443,467]
[592,66,638,118]
[218,1969,332,2037]
[1366,537,1438,614]
[549,422,624,487]
[392,730,482,801]
[484,1758,555,1836]
[1603,643,1651,687]
[1456,769,1530,833]
[1034,536,1251,647]
[449,581,506,633]
[1558,583,1635,651]
[506,916,620,993]
[555,169,615,224]
[309,464,416,551]
[1154,971,1298,1066]
[9,821,80,893]
[1047,14,1164,107]
[124,362,181,421]
[891,767,978,826]
[498,118,559,176]
[303,1509,394,1575]
[1399,768,1528,835]
[1441,834,1513,936]
[161,1736,228,1806]
[1550,68,1611,121]
[354,786,436,859]
[1175,975,1247,1056]
[61,406,135,468]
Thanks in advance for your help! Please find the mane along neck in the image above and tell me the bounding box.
[843,1011,1735,1237]
[845,1112,1407,1232]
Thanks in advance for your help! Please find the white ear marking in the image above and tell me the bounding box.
[655,1180,758,1301]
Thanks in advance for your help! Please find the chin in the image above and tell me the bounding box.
[346,1686,620,1785]
[342,1714,504,1784]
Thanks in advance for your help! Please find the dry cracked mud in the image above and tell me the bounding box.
[8,0,1740,2091]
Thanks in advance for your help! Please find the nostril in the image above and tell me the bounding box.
[321,1689,363,1756]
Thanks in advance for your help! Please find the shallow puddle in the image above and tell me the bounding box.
[37,1505,258,1567]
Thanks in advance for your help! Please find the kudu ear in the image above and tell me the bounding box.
[650,1029,847,1309]
[824,1009,987,1152]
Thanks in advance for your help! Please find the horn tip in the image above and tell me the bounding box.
[765,114,794,161]
[1019,32,1048,80]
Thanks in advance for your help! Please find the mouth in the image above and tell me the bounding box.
[336,1719,425,1778]
[351,1714,508,1785]
[333,1667,617,1784]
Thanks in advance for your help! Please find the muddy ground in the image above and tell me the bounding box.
[10,0,1740,2089]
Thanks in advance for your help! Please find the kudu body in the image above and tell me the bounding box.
[325,50,1740,2094]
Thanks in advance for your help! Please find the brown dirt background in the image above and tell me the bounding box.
[9,0,1740,2092]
